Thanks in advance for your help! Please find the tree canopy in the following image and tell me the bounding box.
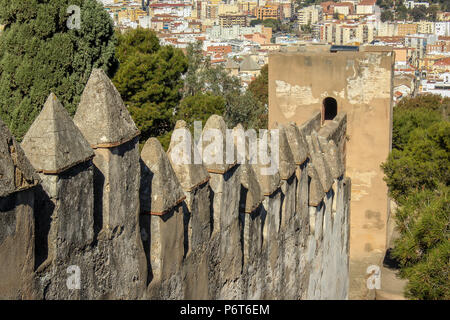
[382,94,449,299]
[112,28,188,147]
[0,0,117,140]
[182,41,266,131]
[176,93,225,131]
[379,1,445,22]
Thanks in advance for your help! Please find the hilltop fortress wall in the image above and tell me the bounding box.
[0,69,350,300]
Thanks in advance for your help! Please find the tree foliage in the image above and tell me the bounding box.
[182,41,266,131]
[411,5,428,21]
[383,121,450,202]
[248,64,268,127]
[393,94,448,150]
[382,94,450,299]
[0,0,117,140]
[391,186,449,300]
[248,64,268,108]
[176,93,225,131]
[250,18,281,33]
[380,1,446,23]
[112,28,188,146]
[381,10,394,22]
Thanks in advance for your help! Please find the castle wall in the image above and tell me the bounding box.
[268,50,394,299]
[0,120,39,299]
[0,69,351,300]
[0,189,36,299]
[89,138,148,299]
[32,163,97,300]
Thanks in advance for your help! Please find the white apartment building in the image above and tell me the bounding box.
[151,3,192,18]
[298,5,323,26]
[375,21,397,37]
[356,0,376,15]
[417,21,434,34]
[405,33,437,59]
[207,25,266,40]
[435,22,450,36]
[323,22,374,45]
[421,73,450,98]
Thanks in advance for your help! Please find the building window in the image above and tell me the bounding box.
[322,97,337,123]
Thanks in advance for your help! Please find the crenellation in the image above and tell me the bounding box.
[285,122,309,166]
[276,124,296,181]
[269,51,392,299]
[307,162,326,206]
[0,119,39,299]
[73,69,147,299]
[298,111,322,138]
[0,70,351,300]
[74,69,140,149]
[21,94,97,299]
[201,115,242,299]
[308,132,334,193]
[141,138,186,215]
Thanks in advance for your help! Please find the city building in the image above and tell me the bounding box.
[417,21,434,34]
[219,14,248,27]
[298,5,323,26]
[255,4,280,20]
[356,0,376,15]
[322,21,374,45]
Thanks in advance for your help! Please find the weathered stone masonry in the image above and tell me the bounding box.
[0,69,351,300]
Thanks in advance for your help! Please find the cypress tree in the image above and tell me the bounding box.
[0,0,117,140]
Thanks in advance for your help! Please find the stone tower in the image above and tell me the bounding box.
[268,46,394,299]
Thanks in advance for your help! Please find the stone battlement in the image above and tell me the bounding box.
[0,69,351,300]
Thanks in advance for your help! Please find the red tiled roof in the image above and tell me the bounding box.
[211,58,226,64]
[154,14,178,18]
[334,2,354,8]
[321,1,335,14]
[434,57,450,66]
[359,0,376,5]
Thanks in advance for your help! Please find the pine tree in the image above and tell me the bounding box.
[382,94,450,299]
[112,28,188,147]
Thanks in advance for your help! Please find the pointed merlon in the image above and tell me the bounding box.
[240,164,264,213]
[167,120,210,192]
[21,93,94,174]
[306,132,333,192]
[141,138,186,215]
[277,123,296,180]
[231,124,264,213]
[324,140,344,179]
[232,123,248,162]
[74,69,140,148]
[0,120,39,197]
[252,133,280,196]
[285,122,309,165]
[318,112,347,146]
[199,115,236,174]
[298,111,321,137]
[307,163,325,207]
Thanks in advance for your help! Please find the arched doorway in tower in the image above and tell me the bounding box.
[322,97,337,124]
